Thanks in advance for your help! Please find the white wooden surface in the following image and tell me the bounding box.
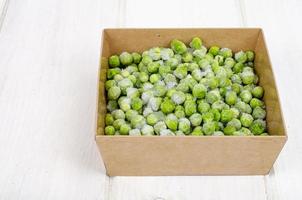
[0,0,300,199]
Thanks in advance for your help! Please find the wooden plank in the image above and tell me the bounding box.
[0,0,117,199]
[243,0,302,199]
[108,0,267,199]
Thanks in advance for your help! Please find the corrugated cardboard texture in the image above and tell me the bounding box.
[96,28,287,176]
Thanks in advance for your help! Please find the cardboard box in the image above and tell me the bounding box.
[96,28,287,176]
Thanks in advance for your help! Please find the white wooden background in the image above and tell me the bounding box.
[0,0,301,199]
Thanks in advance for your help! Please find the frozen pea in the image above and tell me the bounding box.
[213,131,224,136]
[198,59,210,69]
[119,52,133,65]
[126,88,140,99]
[203,121,216,135]
[142,55,153,65]
[189,113,203,126]
[141,124,154,136]
[250,98,264,109]
[118,78,133,94]
[165,57,179,69]
[242,84,255,92]
[211,100,226,111]
[142,82,154,91]
[221,109,234,123]
[139,72,149,83]
[191,69,203,81]
[166,88,177,98]
[176,82,190,93]
[154,121,167,135]
[210,108,221,121]
[131,97,143,111]
[165,113,178,131]
[188,63,199,72]
[109,55,120,68]
[252,86,264,98]
[218,48,232,58]
[225,91,237,105]
[130,115,146,129]
[174,64,188,79]
[125,110,139,121]
[198,101,210,113]
[146,113,159,126]
[240,113,254,127]
[149,74,161,84]
[129,128,141,136]
[184,100,197,116]
[231,74,242,84]
[179,118,191,134]
[107,68,121,80]
[231,83,242,94]
[113,119,126,130]
[114,74,123,82]
[234,51,247,63]
[215,55,224,65]
[112,109,125,120]
[209,46,220,56]
[141,90,154,104]
[161,48,174,60]
[161,98,175,114]
[190,37,202,49]
[193,47,207,59]
[233,62,244,74]
[171,91,186,105]
[147,62,160,73]
[158,65,171,76]
[202,112,214,122]
[132,52,141,64]
[223,125,235,135]
[105,126,115,135]
[250,119,266,135]
[192,83,207,99]
[240,71,255,85]
[160,129,175,136]
[108,86,121,100]
[120,124,131,135]
[106,100,118,112]
[224,57,236,68]
[105,113,114,125]
[227,118,241,130]
[191,126,203,136]
[148,97,162,111]
[171,39,187,54]
[230,107,240,118]
[153,84,167,97]
[105,80,116,91]
[246,50,255,62]
[240,90,252,103]
[175,105,186,119]
[121,70,130,78]
[128,75,137,84]
[206,90,221,104]
[182,52,193,63]
[148,47,161,61]
[252,106,266,119]
[118,97,131,112]
[235,101,252,113]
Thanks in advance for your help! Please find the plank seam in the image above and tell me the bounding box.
[0,0,10,32]
[238,0,247,27]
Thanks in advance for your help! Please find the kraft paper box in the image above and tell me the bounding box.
[95,28,287,176]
